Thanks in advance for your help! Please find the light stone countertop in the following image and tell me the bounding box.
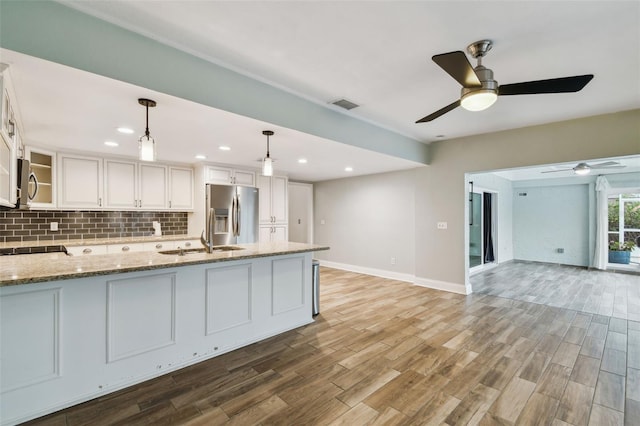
[0,234,200,250]
[0,242,329,287]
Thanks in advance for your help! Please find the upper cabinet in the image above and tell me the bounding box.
[0,133,13,208]
[0,69,22,208]
[205,165,255,186]
[58,153,104,209]
[257,175,288,225]
[25,147,56,208]
[169,167,193,210]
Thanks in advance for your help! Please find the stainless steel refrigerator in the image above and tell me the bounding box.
[201,184,259,249]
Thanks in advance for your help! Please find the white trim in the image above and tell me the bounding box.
[318,260,469,295]
[414,276,469,295]
[318,260,414,283]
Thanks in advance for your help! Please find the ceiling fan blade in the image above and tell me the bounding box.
[499,74,594,96]
[541,168,574,174]
[589,161,622,168]
[432,51,482,88]
[416,100,461,123]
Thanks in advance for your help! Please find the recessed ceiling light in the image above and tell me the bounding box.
[298,158,308,164]
[345,167,353,172]
[117,127,134,134]
[195,154,206,160]
[104,141,119,147]
[219,146,231,151]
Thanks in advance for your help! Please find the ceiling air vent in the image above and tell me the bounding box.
[331,98,359,110]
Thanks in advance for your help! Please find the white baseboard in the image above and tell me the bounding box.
[317,260,469,295]
[414,276,468,295]
[317,260,414,283]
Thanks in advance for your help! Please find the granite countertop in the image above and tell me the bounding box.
[0,234,201,250]
[0,242,329,287]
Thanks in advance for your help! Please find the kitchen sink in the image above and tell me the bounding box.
[158,246,244,255]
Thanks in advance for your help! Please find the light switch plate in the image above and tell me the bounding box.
[437,222,447,230]
[50,222,58,231]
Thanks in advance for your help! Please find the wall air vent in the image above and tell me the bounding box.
[331,99,359,110]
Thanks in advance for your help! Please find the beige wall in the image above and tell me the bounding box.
[415,109,640,289]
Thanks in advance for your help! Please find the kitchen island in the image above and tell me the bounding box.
[0,241,328,425]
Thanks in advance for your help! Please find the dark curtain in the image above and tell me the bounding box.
[483,193,495,263]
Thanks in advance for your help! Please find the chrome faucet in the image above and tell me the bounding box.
[200,207,215,253]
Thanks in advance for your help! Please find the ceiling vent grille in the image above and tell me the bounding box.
[331,98,359,110]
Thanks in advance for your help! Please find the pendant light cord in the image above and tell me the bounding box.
[145,104,150,138]
[266,134,270,158]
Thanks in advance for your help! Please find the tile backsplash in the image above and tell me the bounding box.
[0,210,188,243]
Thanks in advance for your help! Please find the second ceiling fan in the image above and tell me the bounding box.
[416,40,594,123]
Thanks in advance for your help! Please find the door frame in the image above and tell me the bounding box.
[469,184,499,276]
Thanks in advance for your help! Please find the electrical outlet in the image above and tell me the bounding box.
[391,257,396,265]
[557,248,564,253]
[437,222,448,230]
[50,222,58,231]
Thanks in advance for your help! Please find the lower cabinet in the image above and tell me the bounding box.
[259,225,287,243]
[0,253,312,425]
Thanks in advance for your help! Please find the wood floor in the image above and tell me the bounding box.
[26,266,639,425]
[471,261,640,322]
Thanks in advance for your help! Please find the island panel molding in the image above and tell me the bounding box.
[272,256,306,315]
[205,263,252,335]
[106,273,177,363]
[0,287,61,393]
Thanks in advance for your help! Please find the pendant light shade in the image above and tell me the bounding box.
[138,98,157,162]
[262,130,274,176]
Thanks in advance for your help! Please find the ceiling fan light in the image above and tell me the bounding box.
[573,164,591,175]
[139,134,156,162]
[461,90,498,111]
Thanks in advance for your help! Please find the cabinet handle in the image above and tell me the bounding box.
[82,248,92,254]
[156,244,162,249]
[98,197,102,207]
[185,242,191,247]
[169,200,172,208]
[122,246,130,252]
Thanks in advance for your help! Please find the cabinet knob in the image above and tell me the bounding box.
[122,246,130,252]
[82,248,92,254]
[156,244,163,249]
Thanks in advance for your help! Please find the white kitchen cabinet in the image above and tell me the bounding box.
[106,243,147,254]
[259,225,287,243]
[257,175,288,225]
[138,163,167,209]
[104,160,170,210]
[66,245,108,256]
[25,147,56,208]
[169,167,193,210]
[58,154,104,209]
[0,133,14,208]
[205,166,255,186]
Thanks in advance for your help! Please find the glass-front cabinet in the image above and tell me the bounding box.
[26,147,56,208]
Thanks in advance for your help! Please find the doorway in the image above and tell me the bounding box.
[469,185,497,273]
[288,182,313,244]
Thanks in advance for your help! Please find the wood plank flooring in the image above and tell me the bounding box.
[471,261,640,322]
[25,266,639,425]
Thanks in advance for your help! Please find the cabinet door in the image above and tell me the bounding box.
[271,176,288,223]
[58,154,103,208]
[256,174,272,224]
[272,225,287,242]
[169,167,193,210]
[26,147,56,208]
[205,166,232,184]
[104,160,137,209]
[259,226,273,243]
[234,170,255,186]
[139,164,167,209]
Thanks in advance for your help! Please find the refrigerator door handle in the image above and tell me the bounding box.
[235,195,241,237]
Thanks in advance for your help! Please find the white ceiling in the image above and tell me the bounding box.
[4,1,640,182]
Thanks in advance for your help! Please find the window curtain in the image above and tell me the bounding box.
[592,175,610,270]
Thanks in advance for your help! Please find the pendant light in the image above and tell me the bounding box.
[138,98,157,162]
[262,130,274,176]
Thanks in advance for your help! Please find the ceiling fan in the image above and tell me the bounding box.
[542,161,625,175]
[416,40,594,123]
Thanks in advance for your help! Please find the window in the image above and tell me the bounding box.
[608,193,640,260]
